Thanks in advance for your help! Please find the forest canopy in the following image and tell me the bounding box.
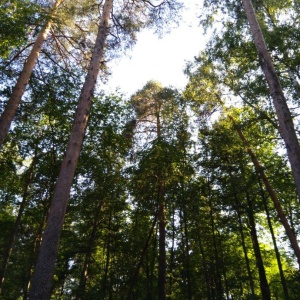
[1,0,300,299]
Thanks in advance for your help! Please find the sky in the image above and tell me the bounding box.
[104,0,207,96]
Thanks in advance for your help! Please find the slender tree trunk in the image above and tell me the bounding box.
[126,212,158,300]
[227,168,255,296]
[59,259,70,298]
[258,181,290,300]
[156,111,167,300]
[0,0,63,148]
[178,177,193,300]
[149,223,158,299]
[28,1,113,298]
[168,203,176,296]
[198,229,212,299]
[182,210,192,300]
[0,150,37,292]
[102,212,112,300]
[75,202,103,300]
[217,231,230,300]
[235,203,255,296]
[158,181,166,300]
[25,200,50,299]
[242,0,300,201]
[208,195,223,299]
[231,117,300,267]
[246,192,271,300]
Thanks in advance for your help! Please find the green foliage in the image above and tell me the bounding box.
[0,0,42,59]
[2,0,300,299]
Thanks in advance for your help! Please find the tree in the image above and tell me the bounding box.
[0,0,40,59]
[241,0,300,202]
[228,112,300,267]
[131,81,177,300]
[28,1,114,298]
[0,65,79,298]
[0,0,64,148]
[28,0,183,297]
[197,0,300,201]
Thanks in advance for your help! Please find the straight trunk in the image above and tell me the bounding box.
[28,1,113,298]
[101,212,112,300]
[217,231,230,300]
[197,230,212,299]
[75,202,103,300]
[258,181,290,300]
[126,212,158,300]
[168,204,176,295]
[25,201,50,299]
[236,205,255,296]
[246,192,271,300]
[231,117,300,266]
[0,150,37,292]
[182,210,192,300]
[149,224,158,300]
[158,181,166,300]
[242,0,300,201]
[227,168,255,296]
[0,0,63,148]
[59,259,70,298]
[156,109,167,300]
[208,196,223,299]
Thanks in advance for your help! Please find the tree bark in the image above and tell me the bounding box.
[231,117,300,267]
[235,203,255,297]
[0,150,37,292]
[196,227,212,299]
[156,108,167,300]
[126,212,157,300]
[182,210,192,300]
[101,211,112,300]
[246,192,271,300]
[75,202,103,300]
[208,195,223,300]
[258,181,290,300]
[25,199,50,299]
[158,180,166,300]
[28,1,113,298]
[242,0,300,202]
[168,203,176,296]
[0,0,63,148]
[227,168,255,296]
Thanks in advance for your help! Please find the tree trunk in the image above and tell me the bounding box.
[217,231,230,300]
[156,108,167,300]
[231,117,300,267]
[168,203,176,296]
[236,204,255,297]
[227,168,255,296]
[75,202,103,300]
[0,150,37,292]
[28,1,113,298]
[24,200,50,299]
[101,211,112,300]
[198,228,212,299]
[242,0,300,202]
[246,192,271,300]
[126,212,157,300]
[0,0,63,148]
[208,195,223,300]
[149,224,158,300]
[258,181,290,300]
[182,210,192,300]
[158,181,166,300]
